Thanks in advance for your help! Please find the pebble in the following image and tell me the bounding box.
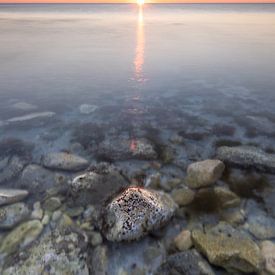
[0,188,29,206]
[174,230,193,251]
[260,240,275,275]
[171,186,196,206]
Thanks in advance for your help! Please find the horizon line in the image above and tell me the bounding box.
[1,2,275,3]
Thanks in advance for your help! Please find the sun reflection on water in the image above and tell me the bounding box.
[134,6,145,84]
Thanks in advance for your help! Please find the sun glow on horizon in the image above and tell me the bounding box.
[137,0,145,6]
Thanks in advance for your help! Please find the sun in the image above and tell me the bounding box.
[137,0,145,6]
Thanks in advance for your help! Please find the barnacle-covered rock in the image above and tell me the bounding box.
[102,187,177,241]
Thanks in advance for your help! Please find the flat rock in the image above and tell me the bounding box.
[70,163,128,206]
[79,104,98,114]
[186,159,225,188]
[0,188,29,206]
[216,146,275,173]
[20,164,57,193]
[156,249,215,275]
[0,220,43,258]
[102,187,177,241]
[0,202,30,229]
[6,111,55,123]
[42,152,89,171]
[260,241,275,275]
[97,138,157,161]
[192,222,262,273]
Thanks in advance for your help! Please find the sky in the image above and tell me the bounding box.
[0,0,274,3]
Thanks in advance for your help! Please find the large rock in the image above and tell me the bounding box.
[97,138,157,161]
[42,152,89,171]
[186,159,225,188]
[70,163,128,206]
[192,222,262,273]
[216,146,275,173]
[102,187,177,241]
[0,202,30,229]
[0,189,29,206]
[0,220,43,258]
[156,249,215,275]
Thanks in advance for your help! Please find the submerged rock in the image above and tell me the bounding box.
[186,159,225,188]
[11,102,37,111]
[213,186,241,209]
[0,220,43,258]
[216,146,275,173]
[102,187,177,241]
[260,241,275,275]
[79,104,98,114]
[0,188,29,206]
[174,230,193,251]
[90,245,108,275]
[171,186,195,206]
[192,222,262,273]
[70,163,128,206]
[156,249,215,275]
[97,138,157,161]
[0,202,30,229]
[42,152,89,171]
[6,111,55,123]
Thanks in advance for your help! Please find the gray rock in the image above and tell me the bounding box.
[192,222,262,273]
[156,249,215,275]
[171,186,195,206]
[0,220,43,258]
[216,146,275,173]
[0,188,29,206]
[43,197,62,212]
[103,187,177,241]
[0,202,30,229]
[20,164,57,193]
[97,138,157,160]
[90,245,108,275]
[186,159,225,188]
[42,152,89,171]
[0,156,26,184]
[11,102,37,111]
[213,187,241,209]
[70,163,128,206]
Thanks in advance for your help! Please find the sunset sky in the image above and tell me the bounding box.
[1,0,275,3]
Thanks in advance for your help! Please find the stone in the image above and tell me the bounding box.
[90,245,108,275]
[97,138,157,160]
[216,146,275,173]
[144,173,161,189]
[0,189,29,206]
[65,206,84,218]
[0,156,26,184]
[79,104,98,114]
[213,187,241,209]
[89,231,103,246]
[102,187,177,241]
[156,249,215,275]
[43,197,62,212]
[174,230,193,251]
[220,207,245,225]
[42,152,89,171]
[186,159,225,188]
[0,202,30,229]
[260,241,275,275]
[171,186,196,206]
[20,164,57,193]
[0,220,43,258]
[192,222,262,273]
[70,163,128,206]
[31,202,43,220]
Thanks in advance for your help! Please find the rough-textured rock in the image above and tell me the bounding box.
[156,249,215,275]
[0,202,30,229]
[103,187,177,241]
[0,189,29,206]
[2,213,88,275]
[213,186,241,209]
[97,138,157,160]
[0,220,43,258]
[70,163,128,206]
[192,222,262,273]
[186,159,225,188]
[20,164,57,193]
[260,241,275,275]
[171,186,195,206]
[42,152,89,171]
[174,230,193,251]
[0,156,26,184]
[216,146,275,173]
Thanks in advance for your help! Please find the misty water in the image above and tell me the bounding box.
[1,3,275,274]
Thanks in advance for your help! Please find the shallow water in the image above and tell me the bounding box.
[1,3,275,274]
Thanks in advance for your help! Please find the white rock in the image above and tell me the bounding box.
[6,112,55,123]
[0,189,29,206]
[79,104,98,114]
